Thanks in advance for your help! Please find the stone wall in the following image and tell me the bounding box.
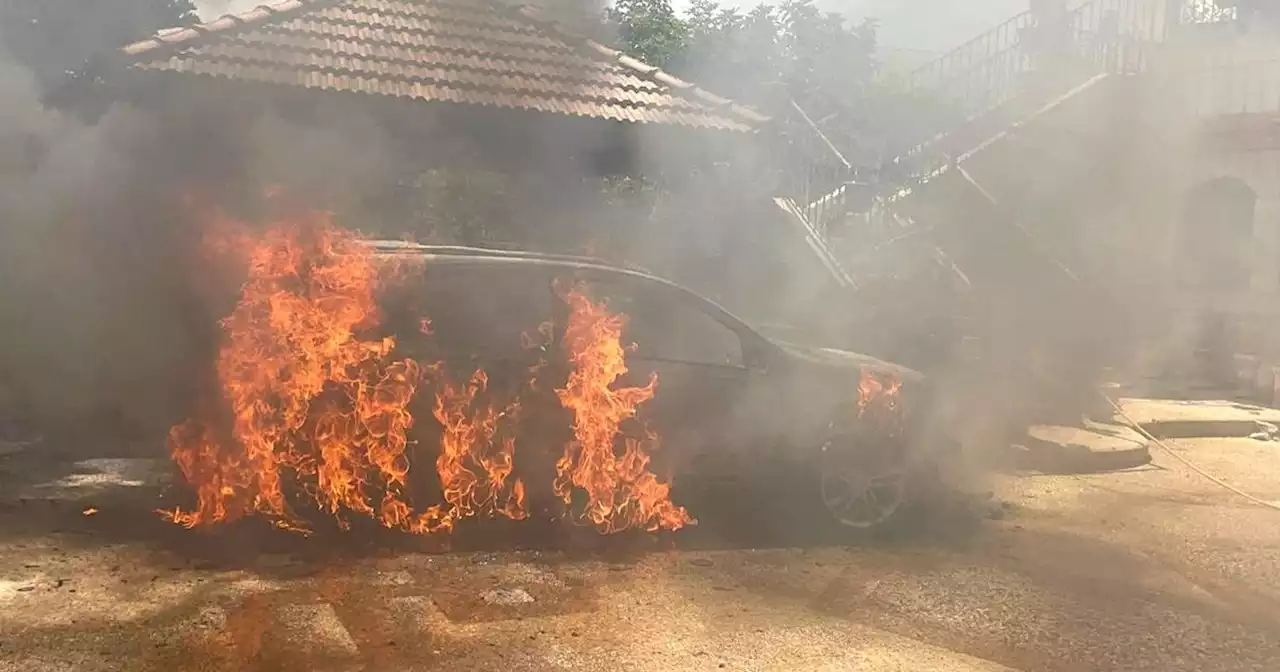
[1153,144,1280,398]
[1159,31,1280,117]
[1087,49,1280,399]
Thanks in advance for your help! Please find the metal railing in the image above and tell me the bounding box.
[1160,10,1280,119]
[765,100,863,289]
[903,0,1178,120]
[866,0,1191,201]
[776,1,1273,255]
[775,100,857,243]
[904,11,1038,117]
[1179,48,1280,117]
[1068,0,1173,72]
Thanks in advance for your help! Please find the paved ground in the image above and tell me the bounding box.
[1,414,1279,672]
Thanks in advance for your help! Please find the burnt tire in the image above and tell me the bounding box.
[816,428,911,531]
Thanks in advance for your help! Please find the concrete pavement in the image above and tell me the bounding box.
[2,403,1280,671]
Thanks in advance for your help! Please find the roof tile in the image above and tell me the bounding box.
[122,0,762,131]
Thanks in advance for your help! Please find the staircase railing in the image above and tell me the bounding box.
[1167,9,1280,119]
[776,100,858,243]
[1181,45,1280,119]
[904,11,1038,118]
[773,100,860,288]
[872,0,1186,203]
[903,0,1178,120]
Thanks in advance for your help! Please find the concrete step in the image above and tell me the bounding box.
[1016,422,1152,474]
[1114,398,1280,439]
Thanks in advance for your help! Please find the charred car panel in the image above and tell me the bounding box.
[372,242,946,531]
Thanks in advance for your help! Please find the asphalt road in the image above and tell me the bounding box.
[1,431,1278,672]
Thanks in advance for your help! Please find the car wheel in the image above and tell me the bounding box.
[818,429,909,529]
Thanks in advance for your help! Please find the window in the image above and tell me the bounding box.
[385,266,556,359]
[583,277,745,368]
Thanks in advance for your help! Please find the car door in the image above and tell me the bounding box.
[573,273,753,481]
[380,262,564,502]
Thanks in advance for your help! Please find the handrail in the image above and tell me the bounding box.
[774,99,858,246]
[905,10,1035,91]
[879,0,1179,196]
[903,0,1175,119]
[788,100,851,171]
[776,1,1248,272]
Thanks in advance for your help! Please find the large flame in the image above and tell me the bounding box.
[431,367,527,526]
[165,207,693,535]
[163,212,425,532]
[164,210,528,534]
[553,288,693,533]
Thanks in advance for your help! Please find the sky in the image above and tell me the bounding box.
[693,0,1028,51]
[820,0,1027,51]
[195,0,1031,53]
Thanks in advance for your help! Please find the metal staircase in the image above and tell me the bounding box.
[777,0,1186,289]
[770,0,1280,398]
[759,0,1226,374]
[905,0,1172,119]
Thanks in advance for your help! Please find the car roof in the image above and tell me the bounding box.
[364,240,753,330]
[363,241,653,273]
[365,241,926,381]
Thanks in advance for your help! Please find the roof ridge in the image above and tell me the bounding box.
[114,0,766,130]
[121,0,342,58]
[496,2,769,126]
[215,33,668,93]
[158,47,706,110]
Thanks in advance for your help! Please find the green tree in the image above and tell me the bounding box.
[609,0,880,115]
[607,0,958,168]
[606,0,690,68]
[681,1,783,106]
[610,0,925,161]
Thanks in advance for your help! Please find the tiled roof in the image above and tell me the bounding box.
[119,0,766,131]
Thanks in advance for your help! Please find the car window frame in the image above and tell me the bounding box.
[399,263,561,364]
[563,268,765,372]
[377,252,778,372]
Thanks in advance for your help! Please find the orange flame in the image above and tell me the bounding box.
[553,288,693,533]
[857,369,903,428]
[164,204,695,537]
[162,210,429,533]
[430,367,527,527]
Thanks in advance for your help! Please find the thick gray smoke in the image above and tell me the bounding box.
[0,37,412,451]
[0,0,625,454]
[0,0,1195,471]
[0,48,191,448]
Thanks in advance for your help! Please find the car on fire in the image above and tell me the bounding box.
[373,242,950,531]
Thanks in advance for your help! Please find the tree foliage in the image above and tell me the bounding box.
[606,0,951,167]
[609,0,876,112]
[607,0,690,68]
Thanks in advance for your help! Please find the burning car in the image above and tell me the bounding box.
[162,220,949,536]
[371,242,948,531]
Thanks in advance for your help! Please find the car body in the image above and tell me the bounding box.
[371,242,949,530]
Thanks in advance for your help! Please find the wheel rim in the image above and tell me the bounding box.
[820,437,907,529]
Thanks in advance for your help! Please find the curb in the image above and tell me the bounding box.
[1014,423,1152,474]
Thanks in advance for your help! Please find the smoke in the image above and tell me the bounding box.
[0,32,416,450]
[0,0,630,453]
[0,0,1228,485]
[0,47,185,446]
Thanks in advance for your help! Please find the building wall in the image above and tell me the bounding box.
[1140,29,1280,291]
[1086,48,1280,395]
[1140,141,1280,394]
[1160,35,1280,117]
[1193,150,1280,294]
